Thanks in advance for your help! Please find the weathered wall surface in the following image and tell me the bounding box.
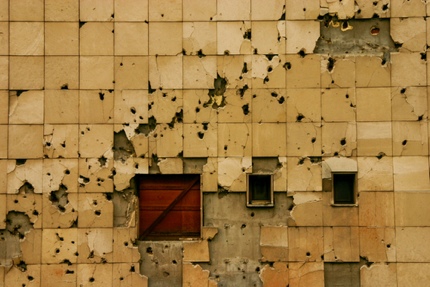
[0,0,430,286]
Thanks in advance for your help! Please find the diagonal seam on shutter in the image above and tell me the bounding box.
[140,176,199,240]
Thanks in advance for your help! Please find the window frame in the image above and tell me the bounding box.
[331,172,357,206]
[246,173,274,208]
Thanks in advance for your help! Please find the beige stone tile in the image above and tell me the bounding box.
[285,55,321,88]
[183,0,216,21]
[286,21,319,54]
[45,0,79,21]
[149,22,182,55]
[153,124,183,158]
[393,156,430,191]
[391,17,426,52]
[183,22,217,56]
[7,159,43,194]
[395,192,430,226]
[260,225,288,247]
[10,0,43,21]
[356,88,391,122]
[148,89,181,124]
[41,228,78,264]
[0,125,6,158]
[322,122,356,157]
[289,262,324,287]
[288,227,323,262]
[0,56,7,89]
[285,0,323,20]
[252,89,286,123]
[393,121,428,156]
[45,56,79,90]
[355,0,390,18]
[218,123,251,157]
[8,125,43,159]
[114,0,148,21]
[183,56,217,89]
[321,88,355,122]
[321,56,355,88]
[217,157,250,191]
[322,193,358,226]
[252,54,286,88]
[6,193,42,228]
[357,122,392,156]
[79,124,113,158]
[112,263,148,286]
[78,193,114,228]
[392,87,427,121]
[322,0,355,19]
[323,227,359,262]
[148,56,182,89]
[80,90,114,124]
[202,157,218,192]
[42,192,78,228]
[9,56,44,90]
[252,21,285,55]
[274,157,287,191]
[80,0,114,21]
[290,192,323,226]
[77,228,113,263]
[253,123,287,156]
[115,90,148,124]
[252,0,285,20]
[0,0,7,20]
[78,158,114,193]
[149,0,182,21]
[259,262,289,287]
[287,158,322,192]
[44,90,79,124]
[397,263,430,286]
[0,91,7,124]
[286,89,320,123]
[391,0,426,17]
[183,123,217,157]
[215,0,250,20]
[217,89,251,123]
[360,263,397,287]
[115,22,148,55]
[397,227,430,262]
[217,22,252,55]
[114,56,148,90]
[112,228,140,263]
[287,123,322,157]
[45,22,79,55]
[43,158,79,194]
[80,56,114,89]
[202,226,218,240]
[359,192,394,227]
[41,264,77,287]
[0,22,8,55]
[357,157,393,192]
[391,53,426,87]
[80,22,113,55]
[130,134,149,159]
[77,263,113,287]
[9,91,44,124]
[261,246,289,262]
[217,55,252,88]
[114,157,148,190]
[182,263,210,287]
[10,22,44,56]
[4,265,41,287]
[360,227,396,262]
[355,56,390,87]
[183,240,210,262]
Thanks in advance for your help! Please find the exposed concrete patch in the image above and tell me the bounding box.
[113,183,137,227]
[114,129,136,162]
[0,230,21,267]
[6,211,33,239]
[217,157,252,191]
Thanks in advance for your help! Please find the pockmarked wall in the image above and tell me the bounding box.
[0,0,429,286]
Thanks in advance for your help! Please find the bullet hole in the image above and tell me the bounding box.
[94,210,101,216]
[148,81,156,94]
[306,252,311,256]
[271,92,278,98]
[61,84,68,90]
[340,138,347,145]
[421,52,427,61]
[163,271,170,277]
[202,122,209,131]
[376,152,386,159]
[195,107,200,113]
[267,66,273,72]
[372,13,379,18]
[241,224,246,229]
[394,42,403,48]
[17,261,27,272]
[79,21,86,28]
[242,62,248,74]
[197,132,205,139]
[334,152,339,156]
[310,156,322,164]
[32,210,39,216]
[311,137,316,143]
[243,29,252,40]
[345,94,349,99]
[279,5,286,20]
[237,84,249,98]
[146,247,153,254]
[278,96,285,104]
[55,248,60,254]
[182,48,186,55]
[14,199,18,203]
[298,158,305,165]
[224,50,230,55]
[327,57,336,72]
[386,244,391,248]
[66,269,74,274]
[130,265,136,272]
[16,159,27,165]
[250,212,255,217]
[296,113,305,122]
[104,193,112,201]
[298,49,306,58]
[263,76,269,83]
[400,88,406,94]
[241,104,250,116]
[89,277,95,282]
[253,48,258,54]
[418,115,424,121]
[49,184,69,213]
[205,74,227,109]
[382,3,389,10]
[45,142,52,147]
[119,277,124,281]
[370,26,380,36]
[19,182,34,194]
[402,140,407,146]
[93,200,98,206]
[255,267,260,272]
[56,233,64,241]
[303,8,306,11]
[223,145,228,151]
[195,49,206,58]
[373,1,378,6]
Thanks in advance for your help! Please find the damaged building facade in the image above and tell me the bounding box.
[0,0,430,286]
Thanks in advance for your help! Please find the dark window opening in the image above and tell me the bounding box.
[247,174,273,207]
[332,173,356,205]
[138,174,201,240]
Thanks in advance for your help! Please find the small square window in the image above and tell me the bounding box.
[332,173,356,205]
[247,174,274,207]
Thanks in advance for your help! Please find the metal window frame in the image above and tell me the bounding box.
[331,172,358,207]
[246,174,274,208]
